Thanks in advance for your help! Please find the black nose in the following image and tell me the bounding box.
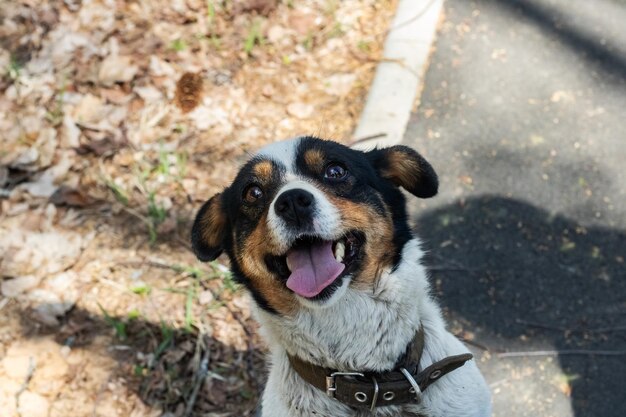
[274,189,316,226]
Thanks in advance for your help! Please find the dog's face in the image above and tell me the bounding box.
[191,137,437,315]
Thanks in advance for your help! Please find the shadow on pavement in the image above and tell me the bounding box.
[415,195,626,417]
[492,0,626,81]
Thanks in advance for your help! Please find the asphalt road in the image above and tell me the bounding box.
[403,1,626,416]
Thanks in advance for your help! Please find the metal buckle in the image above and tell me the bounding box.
[326,372,380,410]
[325,372,364,398]
[400,368,422,403]
[369,376,379,411]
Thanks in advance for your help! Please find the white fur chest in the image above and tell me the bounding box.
[254,241,492,417]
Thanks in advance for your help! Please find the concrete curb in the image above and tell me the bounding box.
[352,0,444,151]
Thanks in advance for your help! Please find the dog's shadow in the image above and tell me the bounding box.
[414,195,626,417]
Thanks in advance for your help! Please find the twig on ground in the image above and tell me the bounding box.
[97,277,129,292]
[231,309,259,385]
[497,349,626,358]
[118,259,180,271]
[183,335,210,417]
[107,345,132,351]
[348,133,387,147]
[92,378,110,417]
[516,319,626,334]
[592,326,626,332]
[15,357,36,417]
[489,378,510,389]
[455,335,490,351]
[175,235,193,252]
[515,319,568,332]
[385,0,440,36]
[75,121,110,132]
[427,255,479,273]
[428,264,476,272]
[119,205,153,228]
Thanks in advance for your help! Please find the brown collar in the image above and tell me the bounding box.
[287,328,473,411]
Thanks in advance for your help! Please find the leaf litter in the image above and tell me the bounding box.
[0,0,397,416]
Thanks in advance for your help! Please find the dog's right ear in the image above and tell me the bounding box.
[191,193,228,262]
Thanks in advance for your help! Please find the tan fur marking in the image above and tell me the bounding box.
[304,149,325,173]
[253,160,274,179]
[382,150,422,190]
[200,194,226,248]
[326,196,395,290]
[236,213,297,315]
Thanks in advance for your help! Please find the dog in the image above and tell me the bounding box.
[191,137,491,416]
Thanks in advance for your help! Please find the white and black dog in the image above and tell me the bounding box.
[192,137,491,416]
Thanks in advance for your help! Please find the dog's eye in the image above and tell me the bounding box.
[243,185,264,203]
[324,163,347,180]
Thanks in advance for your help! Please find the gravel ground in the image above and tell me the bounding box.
[403,0,626,416]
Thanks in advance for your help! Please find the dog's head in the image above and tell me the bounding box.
[191,137,437,314]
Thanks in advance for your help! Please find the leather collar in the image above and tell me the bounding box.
[287,328,473,410]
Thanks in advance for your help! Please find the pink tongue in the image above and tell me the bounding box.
[286,241,345,297]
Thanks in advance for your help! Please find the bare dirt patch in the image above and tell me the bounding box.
[0,0,397,415]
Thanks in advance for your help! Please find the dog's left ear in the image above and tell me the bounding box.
[366,145,438,198]
[191,193,228,262]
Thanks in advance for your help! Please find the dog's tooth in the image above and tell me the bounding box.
[286,257,292,272]
[334,241,345,263]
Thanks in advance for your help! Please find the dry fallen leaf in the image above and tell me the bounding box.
[290,10,319,35]
[98,54,139,86]
[49,186,98,207]
[1,275,41,297]
[20,170,59,197]
[287,102,314,119]
[0,166,8,187]
[75,137,125,157]
[0,228,84,278]
[232,0,277,16]
[323,73,356,97]
[459,175,474,185]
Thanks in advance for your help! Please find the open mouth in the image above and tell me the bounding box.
[266,231,363,300]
